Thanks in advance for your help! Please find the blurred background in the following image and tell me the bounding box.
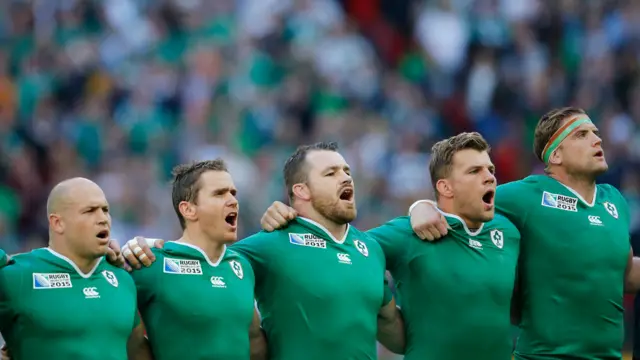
[0,0,639,358]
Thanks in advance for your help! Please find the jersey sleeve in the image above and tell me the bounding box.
[0,249,7,268]
[382,277,393,307]
[495,181,531,231]
[366,217,414,272]
[130,252,161,310]
[230,232,274,284]
[0,265,20,332]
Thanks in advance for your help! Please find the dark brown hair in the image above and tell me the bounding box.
[533,107,587,162]
[171,159,228,229]
[283,141,339,201]
[429,132,491,198]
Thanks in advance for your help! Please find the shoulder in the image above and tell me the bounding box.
[498,176,543,194]
[486,214,520,239]
[100,262,135,287]
[596,183,625,201]
[237,230,285,246]
[1,249,46,275]
[597,183,629,217]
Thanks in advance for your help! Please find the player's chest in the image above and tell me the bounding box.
[408,237,518,296]
[277,239,384,297]
[21,271,135,334]
[154,258,253,319]
[528,200,629,261]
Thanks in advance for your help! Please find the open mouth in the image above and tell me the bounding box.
[339,187,354,202]
[482,190,495,206]
[96,230,109,240]
[594,150,604,158]
[225,212,238,227]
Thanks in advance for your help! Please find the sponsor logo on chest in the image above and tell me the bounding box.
[541,191,578,212]
[83,287,100,299]
[337,253,352,264]
[32,273,72,289]
[588,215,603,226]
[163,258,203,275]
[468,239,483,249]
[210,276,226,288]
[289,233,327,248]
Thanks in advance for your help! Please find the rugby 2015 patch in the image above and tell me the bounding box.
[541,191,578,212]
[289,233,327,248]
[33,273,72,289]
[163,258,203,275]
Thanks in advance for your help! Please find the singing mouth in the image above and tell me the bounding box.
[339,187,354,201]
[225,212,238,227]
[482,190,495,206]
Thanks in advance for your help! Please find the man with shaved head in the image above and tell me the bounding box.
[0,178,152,360]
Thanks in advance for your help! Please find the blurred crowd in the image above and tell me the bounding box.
[2,0,640,356]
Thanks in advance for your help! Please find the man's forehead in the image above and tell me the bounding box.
[307,151,349,170]
[452,149,493,167]
[199,171,236,189]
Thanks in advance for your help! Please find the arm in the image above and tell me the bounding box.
[249,308,268,360]
[127,323,153,360]
[376,297,405,354]
[407,200,449,241]
[625,249,640,294]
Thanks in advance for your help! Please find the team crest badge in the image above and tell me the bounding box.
[490,230,504,249]
[102,270,118,287]
[229,260,244,279]
[354,240,369,257]
[604,202,618,219]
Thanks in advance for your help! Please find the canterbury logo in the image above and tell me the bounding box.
[83,287,100,298]
[337,253,351,264]
[210,276,226,288]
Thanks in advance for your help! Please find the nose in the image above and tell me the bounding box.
[227,193,239,208]
[592,132,603,147]
[484,170,496,184]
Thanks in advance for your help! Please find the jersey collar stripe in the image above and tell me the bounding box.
[297,216,349,244]
[171,241,227,267]
[44,247,103,278]
[552,177,597,207]
[434,207,484,236]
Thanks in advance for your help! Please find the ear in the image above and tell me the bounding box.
[292,183,311,202]
[435,179,454,199]
[179,201,198,223]
[49,214,64,234]
[549,148,562,166]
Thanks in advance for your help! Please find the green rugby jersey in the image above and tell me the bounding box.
[132,241,255,360]
[0,248,138,360]
[232,217,392,360]
[0,249,8,268]
[497,175,630,360]
[368,214,520,360]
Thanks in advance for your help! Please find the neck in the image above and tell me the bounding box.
[180,226,226,263]
[549,171,596,203]
[48,238,101,274]
[295,204,348,241]
[437,198,483,230]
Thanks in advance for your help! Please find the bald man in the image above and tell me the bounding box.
[0,178,151,360]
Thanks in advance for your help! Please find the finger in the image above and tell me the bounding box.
[440,215,449,235]
[261,219,275,232]
[138,252,152,267]
[427,227,442,240]
[269,211,289,227]
[150,238,165,249]
[135,237,155,261]
[435,221,448,237]
[124,262,133,272]
[274,202,291,217]
[286,209,297,220]
[107,239,122,255]
[414,229,427,240]
[106,248,118,262]
[264,218,282,232]
[122,246,141,269]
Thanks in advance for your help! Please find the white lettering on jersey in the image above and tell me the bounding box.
[337,253,352,264]
[490,230,504,249]
[32,273,72,289]
[289,233,327,248]
[210,276,226,288]
[588,215,603,226]
[604,202,619,219]
[163,258,203,275]
[541,191,578,212]
[102,270,118,287]
[83,287,100,299]
[354,240,369,257]
[229,260,244,279]
[468,239,483,249]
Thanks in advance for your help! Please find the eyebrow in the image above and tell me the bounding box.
[322,165,351,173]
